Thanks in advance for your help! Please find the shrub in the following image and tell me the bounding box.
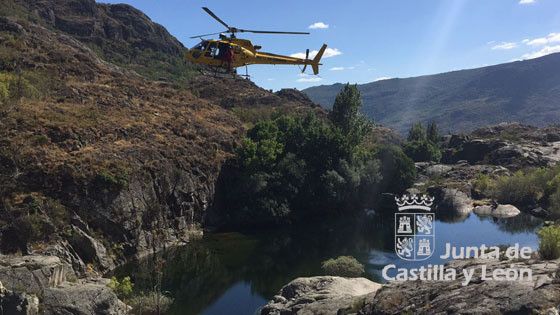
[375,145,416,193]
[403,122,441,162]
[95,170,129,190]
[537,226,560,260]
[321,256,365,277]
[128,291,173,315]
[108,276,134,299]
[407,122,426,142]
[492,168,554,206]
[403,140,441,162]
[472,174,496,197]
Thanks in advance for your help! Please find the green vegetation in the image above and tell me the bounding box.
[329,83,372,146]
[218,84,415,227]
[321,256,365,277]
[402,122,442,162]
[537,226,560,260]
[95,170,129,191]
[108,276,134,299]
[107,47,199,86]
[474,166,560,216]
[0,71,41,115]
[128,291,174,315]
[375,145,417,193]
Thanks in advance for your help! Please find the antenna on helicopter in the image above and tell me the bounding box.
[190,7,310,39]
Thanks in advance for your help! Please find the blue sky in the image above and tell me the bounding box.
[99,0,560,91]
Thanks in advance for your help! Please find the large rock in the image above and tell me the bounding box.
[42,281,128,315]
[429,187,473,218]
[260,276,381,315]
[0,255,69,295]
[473,204,521,218]
[67,226,115,272]
[359,258,560,314]
[443,139,506,164]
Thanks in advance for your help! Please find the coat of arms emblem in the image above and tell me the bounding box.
[395,194,435,261]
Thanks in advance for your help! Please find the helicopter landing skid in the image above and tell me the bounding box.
[199,66,251,80]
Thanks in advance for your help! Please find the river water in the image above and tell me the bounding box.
[116,211,542,315]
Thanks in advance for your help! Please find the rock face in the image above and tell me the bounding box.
[12,0,192,83]
[0,255,126,314]
[359,258,560,315]
[259,276,382,315]
[42,281,128,315]
[0,13,237,263]
[0,255,69,295]
[442,123,560,169]
[429,187,474,217]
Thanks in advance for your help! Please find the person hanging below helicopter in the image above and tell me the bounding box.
[223,44,235,73]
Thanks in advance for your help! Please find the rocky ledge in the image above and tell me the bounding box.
[259,276,381,315]
[0,254,126,315]
[260,257,560,315]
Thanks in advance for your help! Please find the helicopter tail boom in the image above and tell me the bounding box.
[311,44,327,75]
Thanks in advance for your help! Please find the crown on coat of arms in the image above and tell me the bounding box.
[395,194,434,211]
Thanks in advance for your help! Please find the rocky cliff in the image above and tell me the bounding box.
[0,0,320,276]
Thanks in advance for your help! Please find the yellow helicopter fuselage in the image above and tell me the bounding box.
[186,38,327,75]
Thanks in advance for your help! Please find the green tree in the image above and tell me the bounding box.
[329,84,371,146]
[426,121,440,143]
[407,122,426,142]
[375,145,416,193]
[404,122,442,162]
[329,84,362,133]
[403,140,442,162]
[217,112,384,228]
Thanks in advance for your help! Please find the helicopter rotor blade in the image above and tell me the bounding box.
[202,7,230,30]
[189,31,226,39]
[238,29,310,35]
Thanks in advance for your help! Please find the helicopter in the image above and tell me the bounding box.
[186,7,327,77]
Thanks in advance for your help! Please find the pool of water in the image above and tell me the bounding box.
[116,211,542,315]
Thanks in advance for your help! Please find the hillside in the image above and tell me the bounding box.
[303,53,560,134]
[2,0,197,84]
[0,0,324,276]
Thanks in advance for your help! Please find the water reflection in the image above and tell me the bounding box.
[115,211,542,315]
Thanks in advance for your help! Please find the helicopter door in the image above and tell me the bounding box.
[205,42,219,58]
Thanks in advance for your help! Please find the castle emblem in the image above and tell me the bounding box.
[394,194,435,261]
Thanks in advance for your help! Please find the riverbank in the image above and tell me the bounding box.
[260,255,560,314]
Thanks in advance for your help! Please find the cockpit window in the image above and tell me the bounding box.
[192,41,208,51]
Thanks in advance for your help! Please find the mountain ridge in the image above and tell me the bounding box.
[303,53,560,134]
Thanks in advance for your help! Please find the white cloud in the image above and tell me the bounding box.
[374,77,392,82]
[519,0,536,4]
[297,77,323,83]
[525,33,560,46]
[267,78,275,81]
[329,66,355,71]
[491,42,517,50]
[308,22,329,29]
[290,48,342,59]
[521,45,560,59]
